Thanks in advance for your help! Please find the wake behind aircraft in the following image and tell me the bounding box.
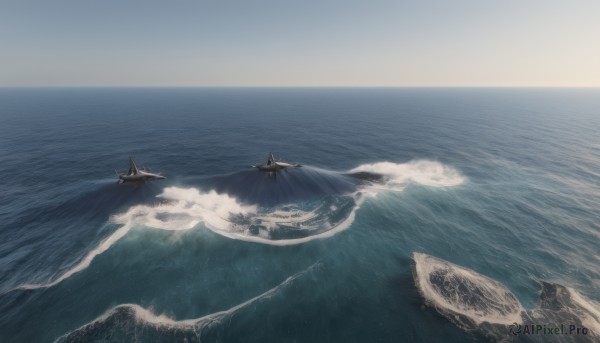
[252,153,301,172]
[116,157,166,184]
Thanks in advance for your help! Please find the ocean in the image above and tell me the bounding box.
[0,88,598,342]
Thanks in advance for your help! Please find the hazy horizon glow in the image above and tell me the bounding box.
[1,0,599,87]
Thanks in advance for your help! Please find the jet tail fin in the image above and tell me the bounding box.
[128,156,139,175]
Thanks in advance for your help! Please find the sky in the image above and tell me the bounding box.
[1,0,599,87]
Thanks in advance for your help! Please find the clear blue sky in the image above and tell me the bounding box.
[1,0,599,87]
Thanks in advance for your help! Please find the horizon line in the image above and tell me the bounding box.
[1,85,600,89]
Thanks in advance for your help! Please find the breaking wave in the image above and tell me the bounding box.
[15,160,463,290]
[350,160,465,191]
[54,263,319,343]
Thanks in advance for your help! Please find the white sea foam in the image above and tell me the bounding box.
[129,187,363,246]
[18,161,464,291]
[256,209,319,224]
[413,253,600,341]
[16,186,356,290]
[212,198,361,246]
[55,263,319,342]
[17,223,134,290]
[113,187,257,232]
[567,287,600,338]
[351,160,465,190]
[15,188,256,290]
[413,252,523,327]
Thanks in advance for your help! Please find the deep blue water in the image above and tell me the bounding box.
[0,88,599,342]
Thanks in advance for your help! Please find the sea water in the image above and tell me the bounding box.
[0,88,598,342]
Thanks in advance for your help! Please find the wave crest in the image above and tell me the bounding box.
[55,263,318,343]
[351,160,465,190]
[17,160,464,290]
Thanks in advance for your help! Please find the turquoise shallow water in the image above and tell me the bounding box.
[0,88,599,342]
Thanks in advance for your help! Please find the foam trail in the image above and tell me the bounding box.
[113,187,362,246]
[113,187,257,233]
[14,187,256,291]
[16,223,134,290]
[17,160,465,291]
[209,196,361,246]
[413,252,523,327]
[350,160,465,191]
[55,263,320,342]
[194,261,319,332]
[14,186,342,290]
